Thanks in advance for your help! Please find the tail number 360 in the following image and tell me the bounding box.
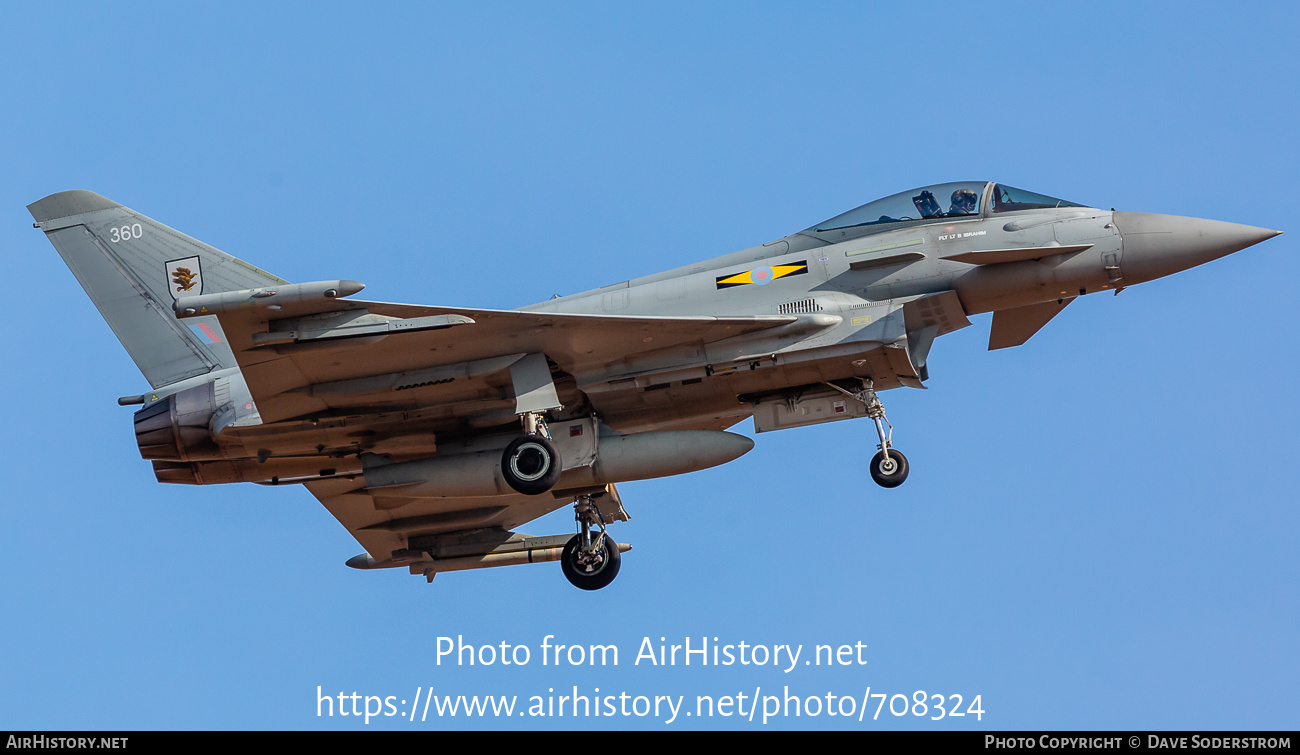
[108,223,143,242]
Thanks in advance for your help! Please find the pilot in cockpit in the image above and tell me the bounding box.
[949,188,979,216]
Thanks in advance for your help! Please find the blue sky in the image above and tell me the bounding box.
[1,2,1296,730]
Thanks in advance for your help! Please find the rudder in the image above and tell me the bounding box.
[29,190,288,388]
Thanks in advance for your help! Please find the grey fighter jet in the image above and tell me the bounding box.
[29,182,1280,590]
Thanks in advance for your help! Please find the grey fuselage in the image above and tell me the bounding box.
[520,184,1275,435]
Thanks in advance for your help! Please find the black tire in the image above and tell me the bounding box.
[561,533,622,591]
[501,435,561,495]
[869,449,909,488]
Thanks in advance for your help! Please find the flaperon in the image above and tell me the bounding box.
[29,182,1281,590]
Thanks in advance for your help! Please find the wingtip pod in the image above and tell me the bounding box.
[332,280,366,298]
[346,553,380,569]
[174,279,366,318]
[27,190,121,223]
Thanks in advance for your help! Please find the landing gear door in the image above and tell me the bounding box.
[553,417,599,470]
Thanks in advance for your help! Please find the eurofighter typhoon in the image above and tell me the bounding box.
[29,182,1280,589]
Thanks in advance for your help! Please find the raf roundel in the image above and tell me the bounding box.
[714,261,809,290]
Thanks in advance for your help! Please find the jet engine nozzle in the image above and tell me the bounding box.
[133,384,222,462]
[1114,212,1281,285]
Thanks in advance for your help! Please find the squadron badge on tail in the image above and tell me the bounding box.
[164,256,203,300]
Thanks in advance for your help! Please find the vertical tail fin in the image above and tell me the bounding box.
[28,190,288,389]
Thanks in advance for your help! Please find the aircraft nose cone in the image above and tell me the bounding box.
[1114,212,1281,285]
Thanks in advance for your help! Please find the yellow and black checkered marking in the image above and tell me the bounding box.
[715,261,809,290]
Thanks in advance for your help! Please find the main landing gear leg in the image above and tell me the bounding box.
[561,495,622,590]
[501,412,562,496]
[831,379,909,488]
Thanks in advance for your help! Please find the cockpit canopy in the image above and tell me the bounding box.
[802,182,1086,243]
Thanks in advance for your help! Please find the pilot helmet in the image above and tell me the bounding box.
[950,188,979,214]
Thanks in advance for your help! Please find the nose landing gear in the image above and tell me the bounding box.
[829,379,910,488]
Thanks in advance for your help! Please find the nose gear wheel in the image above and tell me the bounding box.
[869,448,909,487]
